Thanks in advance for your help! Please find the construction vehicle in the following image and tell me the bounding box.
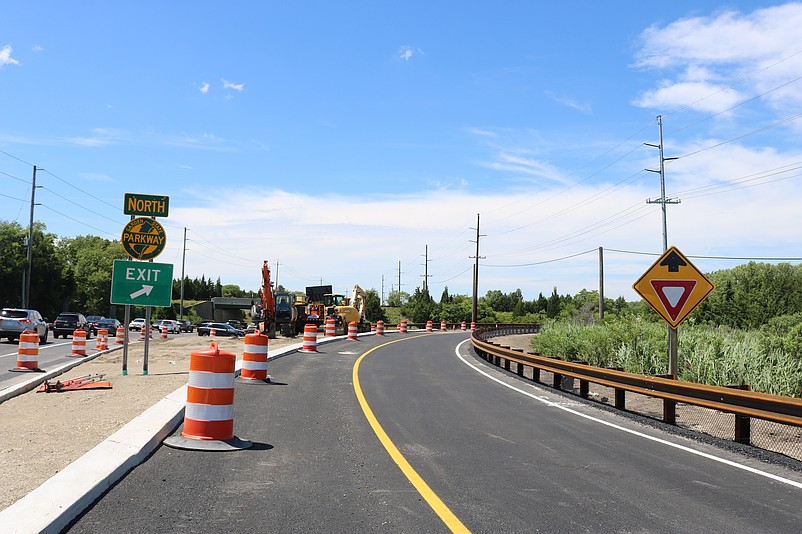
[274,291,298,337]
[251,260,276,338]
[324,284,371,334]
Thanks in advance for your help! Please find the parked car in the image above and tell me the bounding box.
[227,319,246,329]
[0,308,49,343]
[53,312,93,339]
[197,323,244,337]
[129,318,147,331]
[96,318,122,333]
[152,319,180,334]
[176,319,194,333]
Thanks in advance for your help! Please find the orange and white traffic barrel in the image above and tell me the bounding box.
[115,326,125,344]
[239,331,269,382]
[470,321,476,332]
[71,328,87,356]
[210,327,216,338]
[400,320,408,333]
[163,341,252,451]
[347,321,358,341]
[426,320,433,333]
[440,320,447,331]
[95,328,109,351]
[461,321,466,331]
[325,317,336,337]
[376,320,385,336]
[370,324,376,332]
[301,324,317,352]
[11,330,44,372]
[161,324,168,339]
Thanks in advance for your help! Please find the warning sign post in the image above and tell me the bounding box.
[633,246,715,329]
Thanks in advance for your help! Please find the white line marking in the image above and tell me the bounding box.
[455,339,802,490]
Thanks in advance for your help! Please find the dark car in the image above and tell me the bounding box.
[227,319,246,329]
[96,318,122,333]
[0,308,49,343]
[197,323,244,337]
[176,319,194,333]
[53,312,93,339]
[85,315,105,332]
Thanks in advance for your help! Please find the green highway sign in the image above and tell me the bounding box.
[121,217,167,260]
[124,193,169,217]
[111,260,174,307]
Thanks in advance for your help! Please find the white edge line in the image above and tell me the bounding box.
[455,339,802,490]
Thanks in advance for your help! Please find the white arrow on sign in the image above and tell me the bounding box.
[130,285,155,299]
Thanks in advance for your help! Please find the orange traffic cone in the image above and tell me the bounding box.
[95,328,109,351]
[71,328,87,356]
[301,324,317,352]
[10,330,45,372]
[238,331,269,382]
[163,342,252,451]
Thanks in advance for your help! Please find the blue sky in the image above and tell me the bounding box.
[2,1,802,302]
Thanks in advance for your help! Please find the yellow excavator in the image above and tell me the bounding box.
[324,284,370,334]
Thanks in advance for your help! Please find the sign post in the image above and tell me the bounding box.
[117,193,171,376]
[633,246,715,376]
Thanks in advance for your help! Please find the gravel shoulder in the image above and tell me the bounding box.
[0,333,300,511]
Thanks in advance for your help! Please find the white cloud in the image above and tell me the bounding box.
[199,82,210,94]
[31,45,44,52]
[222,79,245,92]
[0,44,20,66]
[633,3,802,112]
[399,46,423,62]
[544,91,592,114]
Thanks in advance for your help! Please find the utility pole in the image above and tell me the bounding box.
[397,261,402,294]
[645,115,681,377]
[275,260,280,289]
[469,214,485,325]
[421,245,431,292]
[23,165,40,309]
[180,227,187,319]
[598,246,604,320]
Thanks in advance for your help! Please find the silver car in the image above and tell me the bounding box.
[0,308,49,344]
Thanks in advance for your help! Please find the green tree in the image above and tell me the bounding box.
[400,287,437,323]
[364,288,385,322]
[56,235,126,315]
[386,290,409,307]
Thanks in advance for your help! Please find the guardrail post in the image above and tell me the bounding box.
[655,374,676,425]
[726,384,752,444]
[609,368,625,409]
[577,362,589,398]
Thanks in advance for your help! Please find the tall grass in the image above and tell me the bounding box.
[531,318,802,397]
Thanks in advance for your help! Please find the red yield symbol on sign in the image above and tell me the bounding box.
[650,280,697,322]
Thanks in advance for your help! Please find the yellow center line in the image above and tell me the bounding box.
[352,336,471,534]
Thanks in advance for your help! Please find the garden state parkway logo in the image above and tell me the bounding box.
[121,217,167,261]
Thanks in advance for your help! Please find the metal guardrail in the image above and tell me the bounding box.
[471,326,802,446]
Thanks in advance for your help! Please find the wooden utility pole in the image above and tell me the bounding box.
[470,214,485,325]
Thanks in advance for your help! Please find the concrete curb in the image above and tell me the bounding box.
[0,331,386,532]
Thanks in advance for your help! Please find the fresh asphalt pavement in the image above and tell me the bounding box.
[66,332,802,533]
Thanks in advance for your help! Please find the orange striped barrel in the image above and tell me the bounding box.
[138,327,145,341]
[161,324,168,339]
[241,332,268,381]
[182,342,237,441]
[14,330,40,370]
[440,320,447,331]
[470,321,476,332]
[115,326,125,344]
[461,321,466,331]
[325,317,336,337]
[71,328,87,356]
[425,320,433,333]
[347,321,358,341]
[400,320,408,333]
[301,324,317,352]
[376,320,385,336]
[210,327,216,338]
[95,328,108,351]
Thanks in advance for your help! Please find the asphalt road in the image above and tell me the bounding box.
[66,332,802,533]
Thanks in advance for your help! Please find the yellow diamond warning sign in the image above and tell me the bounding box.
[633,246,715,328]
